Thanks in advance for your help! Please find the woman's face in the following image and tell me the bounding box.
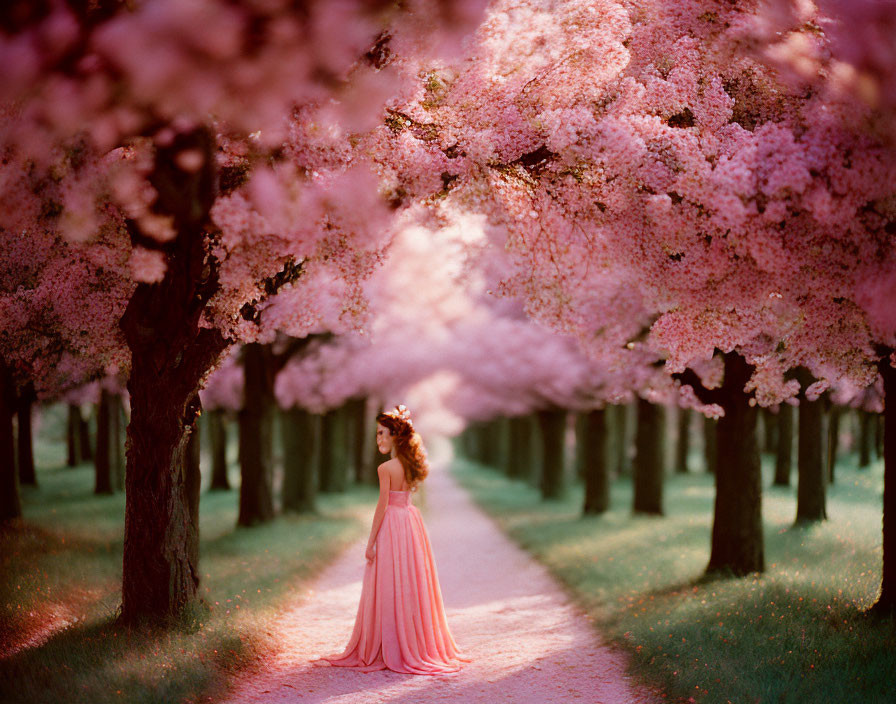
[376,424,394,455]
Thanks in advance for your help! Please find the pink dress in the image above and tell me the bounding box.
[313,489,470,674]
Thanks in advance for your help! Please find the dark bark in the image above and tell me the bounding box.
[859,409,874,468]
[121,322,228,627]
[676,351,764,576]
[795,367,827,523]
[507,415,532,480]
[319,407,347,492]
[78,405,92,461]
[609,403,630,477]
[773,403,794,486]
[633,398,664,515]
[710,360,764,575]
[581,409,609,515]
[15,381,36,486]
[872,355,896,615]
[703,415,718,474]
[94,388,114,495]
[827,405,841,484]
[675,407,691,474]
[0,359,21,522]
[237,342,276,526]
[118,126,232,627]
[66,403,80,467]
[281,407,317,513]
[208,408,231,490]
[537,408,566,499]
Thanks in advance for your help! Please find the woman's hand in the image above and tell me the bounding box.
[365,544,376,563]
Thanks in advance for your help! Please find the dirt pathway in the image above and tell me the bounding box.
[220,462,660,703]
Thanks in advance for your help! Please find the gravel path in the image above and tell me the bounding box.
[219,463,661,703]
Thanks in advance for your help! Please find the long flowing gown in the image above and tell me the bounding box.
[312,489,470,674]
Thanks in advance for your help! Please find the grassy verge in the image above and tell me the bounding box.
[0,405,376,704]
[452,455,896,704]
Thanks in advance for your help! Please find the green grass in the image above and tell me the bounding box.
[453,454,896,704]
[0,404,376,704]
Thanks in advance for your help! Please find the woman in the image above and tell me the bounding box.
[312,405,470,674]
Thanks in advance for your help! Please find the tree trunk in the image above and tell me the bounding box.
[609,403,630,478]
[703,415,718,474]
[537,408,566,499]
[15,382,36,486]
[773,403,794,486]
[506,415,531,480]
[67,403,80,467]
[872,356,896,615]
[0,359,21,522]
[859,409,874,468]
[118,126,232,627]
[675,407,691,474]
[238,342,276,526]
[582,408,609,515]
[208,408,231,490]
[319,407,347,492]
[795,368,827,523]
[111,393,125,492]
[633,398,664,515]
[281,407,317,513]
[705,352,764,576]
[827,405,841,484]
[95,387,114,495]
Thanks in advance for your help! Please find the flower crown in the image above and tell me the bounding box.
[385,404,414,433]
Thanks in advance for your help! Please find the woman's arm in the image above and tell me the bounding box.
[365,463,391,562]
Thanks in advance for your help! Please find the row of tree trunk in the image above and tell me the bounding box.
[460,397,876,522]
[0,369,130,523]
[458,362,893,613]
[2,377,375,530]
[215,397,378,526]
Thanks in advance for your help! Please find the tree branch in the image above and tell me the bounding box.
[672,368,725,406]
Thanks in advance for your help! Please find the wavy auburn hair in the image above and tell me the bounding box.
[376,406,429,491]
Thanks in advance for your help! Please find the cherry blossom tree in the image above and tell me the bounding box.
[0,0,488,625]
[376,0,896,585]
[749,0,896,613]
